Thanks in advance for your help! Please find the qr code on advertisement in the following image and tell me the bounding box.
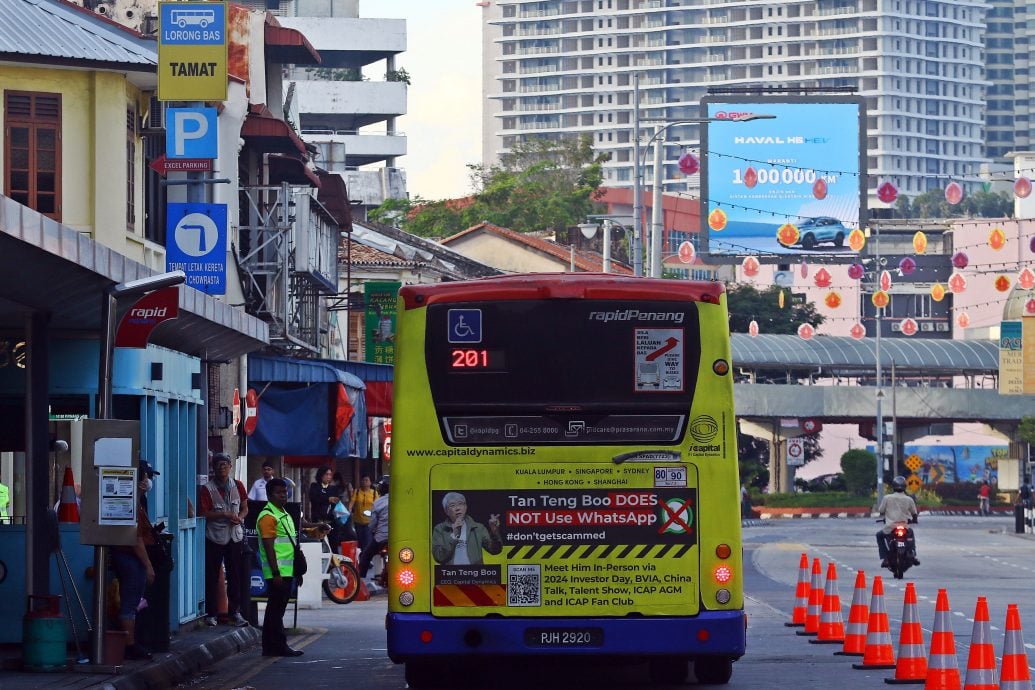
[507,564,541,607]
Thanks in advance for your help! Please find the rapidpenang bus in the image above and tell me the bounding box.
[386,274,745,687]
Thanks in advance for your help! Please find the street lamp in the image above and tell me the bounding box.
[629,82,774,277]
[578,216,631,273]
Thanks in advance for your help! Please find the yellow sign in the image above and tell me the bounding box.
[157,2,228,102]
[906,475,922,493]
[904,454,923,472]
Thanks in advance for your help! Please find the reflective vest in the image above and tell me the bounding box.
[257,503,296,579]
[0,482,8,520]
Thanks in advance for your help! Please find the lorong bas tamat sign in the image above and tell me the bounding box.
[157,2,228,102]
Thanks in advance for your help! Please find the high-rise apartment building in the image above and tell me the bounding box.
[985,0,1032,161]
[482,0,987,203]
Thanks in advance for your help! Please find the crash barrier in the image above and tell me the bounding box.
[789,553,1032,690]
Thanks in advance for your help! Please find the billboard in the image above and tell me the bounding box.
[700,96,867,257]
[869,444,1008,484]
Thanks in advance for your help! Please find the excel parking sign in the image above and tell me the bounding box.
[158,2,228,102]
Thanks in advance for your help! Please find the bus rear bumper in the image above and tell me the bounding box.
[387,610,746,662]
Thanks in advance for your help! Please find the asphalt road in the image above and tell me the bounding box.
[178,515,1034,689]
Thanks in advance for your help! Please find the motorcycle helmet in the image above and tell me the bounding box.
[377,475,390,496]
[892,476,907,492]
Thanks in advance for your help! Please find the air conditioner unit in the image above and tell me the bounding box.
[920,322,934,331]
[935,322,949,331]
[890,322,902,332]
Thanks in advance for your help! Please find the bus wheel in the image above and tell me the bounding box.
[405,661,446,689]
[693,657,733,685]
[648,657,688,685]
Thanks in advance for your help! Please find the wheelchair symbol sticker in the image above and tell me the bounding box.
[448,309,482,343]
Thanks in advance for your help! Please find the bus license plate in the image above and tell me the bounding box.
[525,627,604,648]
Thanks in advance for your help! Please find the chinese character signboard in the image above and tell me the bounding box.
[364,281,401,364]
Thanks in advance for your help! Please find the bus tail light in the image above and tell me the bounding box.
[397,567,417,588]
[697,628,711,642]
[712,359,730,376]
[398,547,414,563]
[399,591,415,606]
[420,630,433,644]
[713,565,733,584]
[716,589,732,605]
[715,543,732,559]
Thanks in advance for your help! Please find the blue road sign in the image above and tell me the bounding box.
[166,203,227,295]
[159,3,226,45]
[447,309,482,344]
[166,107,218,159]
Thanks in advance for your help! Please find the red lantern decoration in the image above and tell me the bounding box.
[1026,299,1035,316]
[877,181,898,204]
[948,272,967,294]
[777,224,800,246]
[995,275,1012,292]
[677,151,699,176]
[872,290,890,308]
[930,283,946,302]
[814,267,832,288]
[748,320,759,337]
[1016,177,1032,199]
[879,270,892,291]
[813,178,828,200]
[824,291,842,309]
[850,322,865,339]
[945,181,963,205]
[847,263,865,280]
[778,290,785,309]
[989,227,1006,251]
[1030,236,1035,254]
[848,228,866,252]
[741,255,760,277]
[900,318,918,336]
[797,323,815,340]
[708,208,727,231]
[951,251,969,269]
[912,231,928,255]
[743,167,758,188]
[800,259,809,278]
[898,257,916,275]
[957,311,970,328]
[1019,267,1035,290]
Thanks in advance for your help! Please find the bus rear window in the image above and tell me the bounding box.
[424,300,702,446]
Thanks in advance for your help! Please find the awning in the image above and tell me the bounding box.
[316,171,353,231]
[267,153,320,188]
[316,359,393,416]
[241,105,307,156]
[0,194,268,361]
[249,354,365,389]
[264,15,321,66]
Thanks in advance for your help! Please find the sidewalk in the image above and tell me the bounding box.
[0,621,259,690]
[752,505,1015,519]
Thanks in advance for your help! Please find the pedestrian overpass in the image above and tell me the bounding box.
[729,334,1035,492]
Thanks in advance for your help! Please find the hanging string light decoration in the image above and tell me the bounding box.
[930,283,946,301]
[848,228,866,252]
[813,178,828,200]
[989,227,1006,250]
[847,262,865,280]
[743,167,758,188]
[1015,177,1032,199]
[872,290,890,308]
[944,181,964,205]
[813,267,831,288]
[948,272,968,293]
[777,223,800,247]
[778,289,785,309]
[1027,298,1035,316]
[708,208,727,231]
[995,275,1012,292]
[898,257,917,275]
[850,322,866,339]
[1019,267,1035,290]
[748,320,759,337]
[877,181,898,204]
[957,311,971,328]
[912,231,928,254]
[678,150,700,176]
[951,251,969,269]
[900,318,919,336]
[824,291,842,309]
[741,255,760,277]
[797,323,815,340]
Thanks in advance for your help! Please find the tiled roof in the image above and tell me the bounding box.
[442,222,634,274]
[345,240,411,266]
[0,0,156,67]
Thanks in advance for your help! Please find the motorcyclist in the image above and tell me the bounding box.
[876,476,919,568]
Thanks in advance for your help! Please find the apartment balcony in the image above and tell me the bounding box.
[302,130,407,169]
[294,80,407,131]
[277,17,404,68]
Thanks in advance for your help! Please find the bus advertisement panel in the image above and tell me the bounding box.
[386,275,745,687]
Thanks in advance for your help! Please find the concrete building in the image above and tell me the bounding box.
[275,0,408,218]
[481,0,988,204]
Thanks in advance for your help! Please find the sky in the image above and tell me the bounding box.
[373,1,483,201]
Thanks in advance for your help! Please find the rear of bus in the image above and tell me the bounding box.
[386,274,745,686]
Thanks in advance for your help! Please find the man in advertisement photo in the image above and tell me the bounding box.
[432,491,503,565]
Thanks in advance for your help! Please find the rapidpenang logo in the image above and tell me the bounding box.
[588,310,685,323]
[130,307,169,319]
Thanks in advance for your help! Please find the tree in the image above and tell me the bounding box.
[371,135,607,237]
[726,283,825,336]
[887,188,1013,219]
[841,449,877,496]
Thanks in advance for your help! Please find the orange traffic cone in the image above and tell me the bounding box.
[798,558,824,636]
[58,466,79,523]
[885,582,927,684]
[852,575,896,670]
[787,552,810,627]
[999,603,1032,690]
[837,570,869,656]
[810,562,845,644]
[962,597,996,690]
[924,588,961,690]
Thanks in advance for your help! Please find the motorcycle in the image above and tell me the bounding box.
[322,535,361,604]
[878,518,918,579]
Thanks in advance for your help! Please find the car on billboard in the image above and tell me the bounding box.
[794,216,847,249]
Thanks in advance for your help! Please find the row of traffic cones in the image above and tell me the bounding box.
[789,552,1033,690]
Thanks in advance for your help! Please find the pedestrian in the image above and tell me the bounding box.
[248,461,276,502]
[110,461,158,660]
[358,477,390,583]
[0,467,10,523]
[257,478,329,657]
[307,465,342,525]
[1020,477,1033,509]
[978,480,991,517]
[349,475,377,550]
[200,453,250,627]
[740,483,752,519]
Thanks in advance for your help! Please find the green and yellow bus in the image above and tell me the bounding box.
[386,274,745,687]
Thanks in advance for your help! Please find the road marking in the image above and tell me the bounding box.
[215,629,327,688]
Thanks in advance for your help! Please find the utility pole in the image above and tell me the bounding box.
[650,124,664,278]
[631,74,643,277]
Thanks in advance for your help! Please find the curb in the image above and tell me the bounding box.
[751,507,1014,520]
